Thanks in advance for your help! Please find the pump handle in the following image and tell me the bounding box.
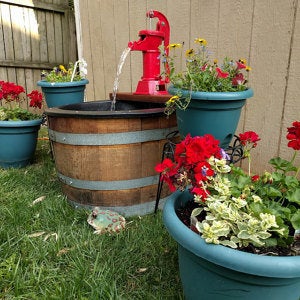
[146,10,170,82]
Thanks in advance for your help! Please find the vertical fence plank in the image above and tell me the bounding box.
[113,0,130,94]
[278,1,300,169]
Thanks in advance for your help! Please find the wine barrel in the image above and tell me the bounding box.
[45,100,178,216]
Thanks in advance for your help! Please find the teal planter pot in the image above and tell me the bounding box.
[0,119,42,168]
[37,79,89,108]
[168,86,254,148]
[163,191,300,300]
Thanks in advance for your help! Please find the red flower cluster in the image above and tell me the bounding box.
[155,134,222,200]
[239,131,260,147]
[27,90,43,109]
[0,81,25,102]
[287,121,300,150]
[0,80,43,109]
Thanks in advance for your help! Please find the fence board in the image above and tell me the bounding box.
[0,0,77,109]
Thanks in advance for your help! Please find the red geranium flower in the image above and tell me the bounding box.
[191,186,210,201]
[251,175,260,182]
[155,158,179,192]
[286,121,300,150]
[27,90,43,109]
[194,161,215,182]
[239,131,260,147]
[0,81,25,102]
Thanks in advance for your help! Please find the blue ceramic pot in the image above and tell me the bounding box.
[0,119,42,168]
[168,86,254,148]
[163,190,300,300]
[37,79,89,108]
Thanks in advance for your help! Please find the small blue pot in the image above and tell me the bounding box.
[168,86,254,148]
[163,191,300,300]
[0,119,42,168]
[37,79,89,108]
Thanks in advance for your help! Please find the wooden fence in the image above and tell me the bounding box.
[77,0,300,173]
[0,0,77,107]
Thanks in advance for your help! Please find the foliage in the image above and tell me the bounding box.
[156,122,300,250]
[160,38,251,115]
[0,81,43,121]
[41,59,88,83]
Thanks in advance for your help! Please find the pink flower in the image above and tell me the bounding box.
[232,73,245,86]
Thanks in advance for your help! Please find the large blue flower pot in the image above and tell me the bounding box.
[168,86,254,148]
[0,119,42,168]
[37,79,89,108]
[163,191,300,300]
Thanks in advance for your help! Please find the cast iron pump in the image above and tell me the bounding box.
[128,10,170,95]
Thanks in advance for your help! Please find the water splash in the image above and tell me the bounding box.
[111,47,132,111]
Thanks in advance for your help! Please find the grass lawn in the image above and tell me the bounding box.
[0,126,183,299]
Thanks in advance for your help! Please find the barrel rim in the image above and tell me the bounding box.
[45,100,166,118]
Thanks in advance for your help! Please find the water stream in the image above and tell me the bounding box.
[110,47,132,111]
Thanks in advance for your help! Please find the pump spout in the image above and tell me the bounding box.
[128,10,170,95]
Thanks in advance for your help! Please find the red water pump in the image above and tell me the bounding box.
[128,10,170,95]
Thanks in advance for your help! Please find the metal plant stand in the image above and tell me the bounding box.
[154,132,245,213]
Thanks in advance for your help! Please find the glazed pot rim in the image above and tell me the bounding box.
[168,85,254,101]
[163,190,300,278]
[0,118,43,127]
[37,79,89,87]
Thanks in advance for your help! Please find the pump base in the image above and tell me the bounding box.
[133,80,169,95]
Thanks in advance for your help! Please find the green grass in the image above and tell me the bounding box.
[0,127,183,299]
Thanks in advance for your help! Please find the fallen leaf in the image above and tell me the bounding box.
[57,247,72,256]
[30,196,46,206]
[44,233,58,241]
[28,231,45,238]
[137,268,148,273]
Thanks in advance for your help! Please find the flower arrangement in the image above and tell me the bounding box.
[0,81,43,121]
[160,38,251,115]
[41,59,87,83]
[156,122,300,254]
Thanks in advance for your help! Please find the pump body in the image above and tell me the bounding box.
[128,10,170,95]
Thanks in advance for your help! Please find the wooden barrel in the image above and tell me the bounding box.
[45,100,178,216]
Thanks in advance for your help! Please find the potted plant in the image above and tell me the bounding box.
[160,39,253,148]
[37,59,89,108]
[0,81,43,168]
[156,122,300,300]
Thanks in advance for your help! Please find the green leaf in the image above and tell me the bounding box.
[237,230,251,239]
[266,187,282,198]
[286,188,300,204]
[220,240,238,249]
[284,176,299,187]
[290,210,300,229]
[264,237,278,247]
[191,207,203,217]
[269,157,297,173]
